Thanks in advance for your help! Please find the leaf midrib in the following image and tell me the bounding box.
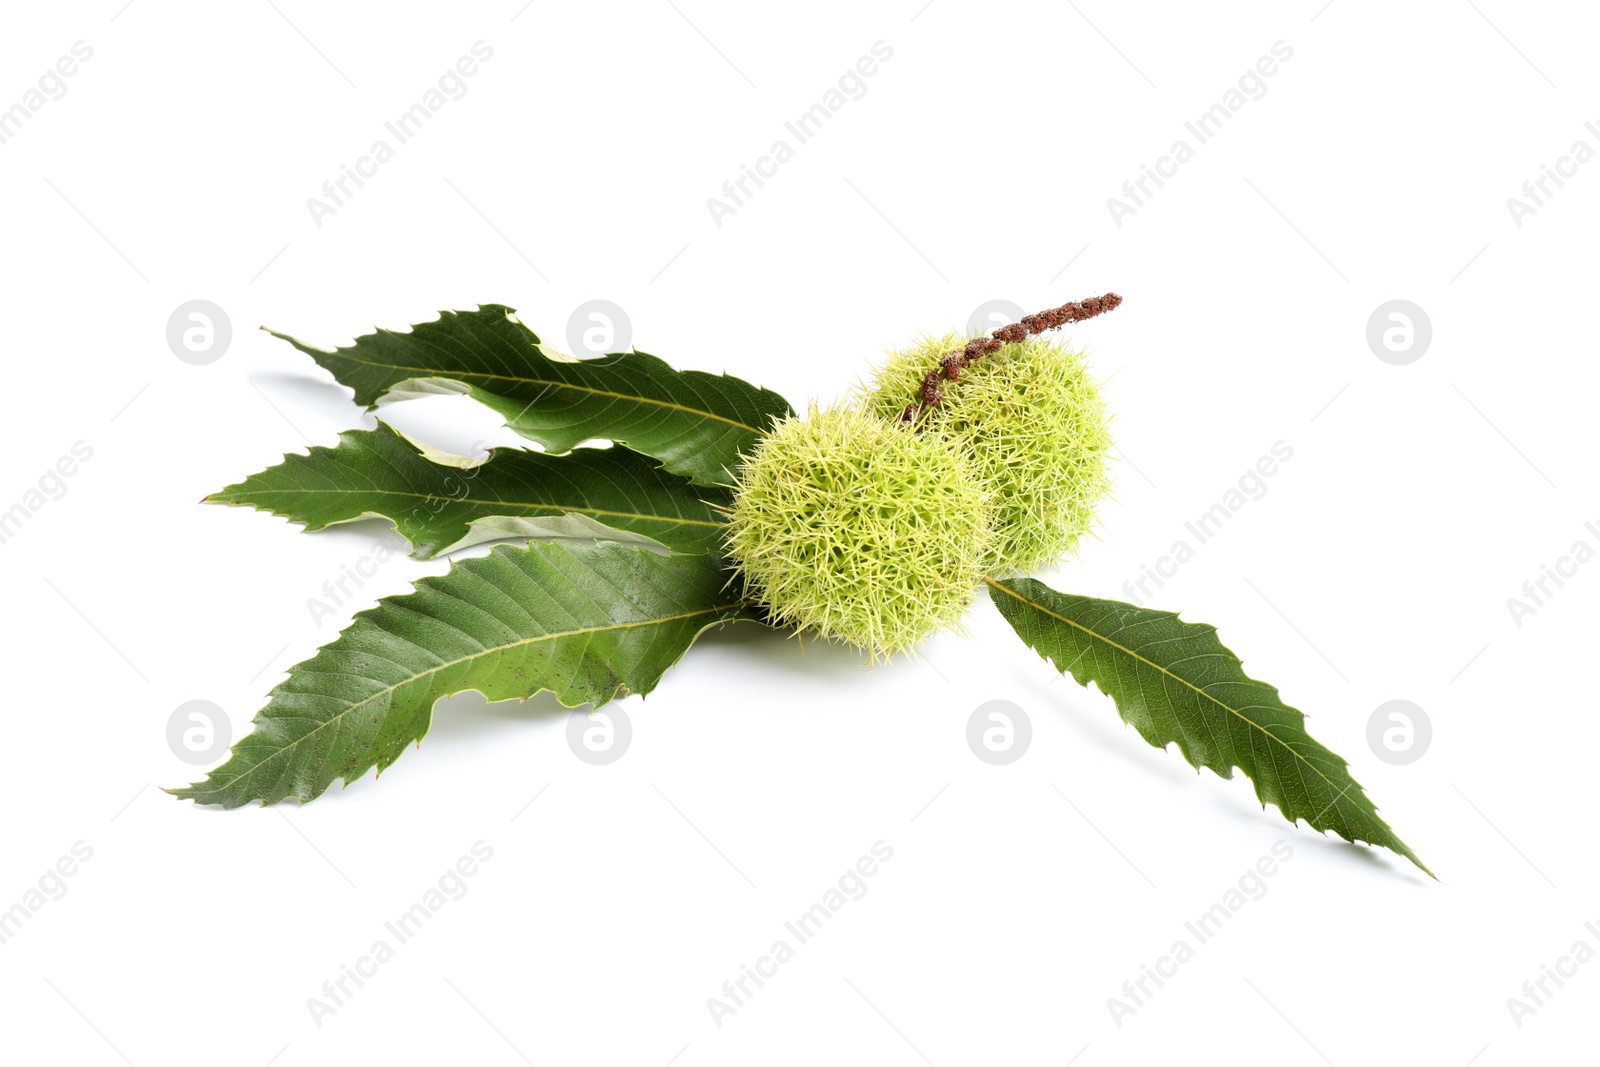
[329,353,765,433]
[215,488,726,529]
[191,599,753,798]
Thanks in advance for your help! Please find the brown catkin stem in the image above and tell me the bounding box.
[899,292,1123,423]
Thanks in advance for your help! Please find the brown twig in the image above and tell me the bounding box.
[899,293,1123,423]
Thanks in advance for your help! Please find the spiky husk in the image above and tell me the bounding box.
[724,405,992,660]
[859,332,1112,573]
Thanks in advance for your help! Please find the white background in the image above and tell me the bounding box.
[2,1,1596,1063]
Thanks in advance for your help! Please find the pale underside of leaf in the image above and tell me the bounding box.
[986,577,1429,876]
[168,542,758,808]
[263,305,793,487]
[206,421,730,558]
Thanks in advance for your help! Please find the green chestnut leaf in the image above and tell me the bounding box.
[207,421,730,558]
[266,305,792,487]
[168,542,758,808]
[987,576,1429,875]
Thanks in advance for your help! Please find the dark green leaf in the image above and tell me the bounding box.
[266,306,792,486]
[987,577,1429,875]
[169,542,757,808]
[207,422,730,557]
